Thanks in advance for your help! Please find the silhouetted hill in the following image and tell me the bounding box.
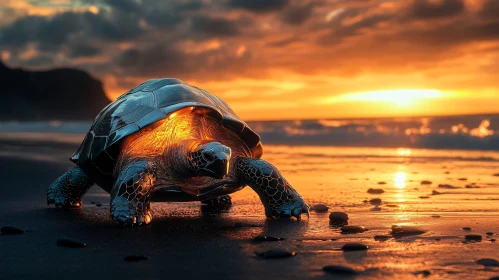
[0,61,111,121]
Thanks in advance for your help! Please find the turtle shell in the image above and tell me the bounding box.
[71,78,263,191]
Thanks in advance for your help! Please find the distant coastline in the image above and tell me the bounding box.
[0,61,110,121]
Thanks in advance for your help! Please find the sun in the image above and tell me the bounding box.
[328,89,444,107]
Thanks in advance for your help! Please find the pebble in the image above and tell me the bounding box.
[438,184,459,189]
[494,173,499,177]
[466,184,480,188]
[323,265,359,275]
[341,225,367,234]
[458,178,468,181]
[370,206,382,211]
[368,188,385,194]
[1,226,25,235]
[465,234,482,241]
[310,204,329,213]
[124,255,148,262]
[432,190,442,195]
[329,212,349,224]
[445,171,450,174]
[96,203,102,207]
[490,277,499,280]
[342,242,368,251]
[486,232,494,235]
[369,198,382,205]
[476,258,499,267]
[377,182,387,185]
[254,235,285,242]
[491,239,496,242]
[462,227,472,231]
[56,238,86,248]
[419,196,430,199]
[256,249,296,259]
[415,270,431,277]
[391,225,426,236]
[374,235,391,241]
[431,215,441,218]
[421,180,432,185]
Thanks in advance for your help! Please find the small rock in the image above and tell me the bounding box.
[1,226,25,235]
[444,171,450,174]
[494,173,499,177]
[96,203,102,207]
[490,277,499,280]
[435,238,441,241]
[329,212,349,225]
[341,225,367,234]
[462,227,472,231]
[368,188,385,194]
[391,225,426,237]
[370,206,382,211]
[323,265,359,275]
[256,249,296,259]
[438,184,459,189]
[56,238,86,248]
[414,270,431,277]
[465,234,482,241]
[491,239,496,242]
[342,242,368,251]
[476,258,499,267]
[386,204,398,208]
[421,180,432,185]
[377,182,387,185]
[466,184,480,189]
[458,178,468,181]
[369,198,382,205]
[486,232,494,235]
[124,255,148,262]
[374,235,391,241]
[254,235,284,242]
[419,196,430,199]
[310,204,329,213]
[431,215,441,218]
[432,190,442,195]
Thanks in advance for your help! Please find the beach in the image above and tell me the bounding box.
[1,133,499,279]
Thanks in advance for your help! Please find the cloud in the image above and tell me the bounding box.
[280,2,314,25]
[228,0,290,13]
[405,0,465,20]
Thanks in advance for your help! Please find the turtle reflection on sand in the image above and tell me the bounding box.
[47,78,309,225]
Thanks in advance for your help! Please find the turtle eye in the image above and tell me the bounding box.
[204,153,214,162]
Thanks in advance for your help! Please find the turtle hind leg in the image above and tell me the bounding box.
[47,166,93,208]
[110,160,155,226]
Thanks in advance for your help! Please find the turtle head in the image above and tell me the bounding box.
[188,141,231,179]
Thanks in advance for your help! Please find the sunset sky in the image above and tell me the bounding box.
[1,0,499,120]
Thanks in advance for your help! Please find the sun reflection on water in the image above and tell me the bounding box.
[394,171,407,189]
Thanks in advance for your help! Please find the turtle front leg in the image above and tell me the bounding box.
[110,160,155,225]
[234,157,309,220]
[47,166,93,208]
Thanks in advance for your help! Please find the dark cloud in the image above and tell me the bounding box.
[406,0,465,20]
[479,0,499,19]
[0,11,142,51]
[117,44,252,79]
[280,2,314,25]
[190,16,242,37]
[69,44,102,58]
[228,0,290,13]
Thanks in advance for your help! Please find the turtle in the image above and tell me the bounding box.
[47,78,309,225]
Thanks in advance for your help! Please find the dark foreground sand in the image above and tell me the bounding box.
[1,138,499,279]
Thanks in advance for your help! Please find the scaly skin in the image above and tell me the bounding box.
[47,167,93,208]
[234,157,309,220]
[110,160,155,225]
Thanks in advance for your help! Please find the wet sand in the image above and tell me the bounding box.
[1,138,499,279]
